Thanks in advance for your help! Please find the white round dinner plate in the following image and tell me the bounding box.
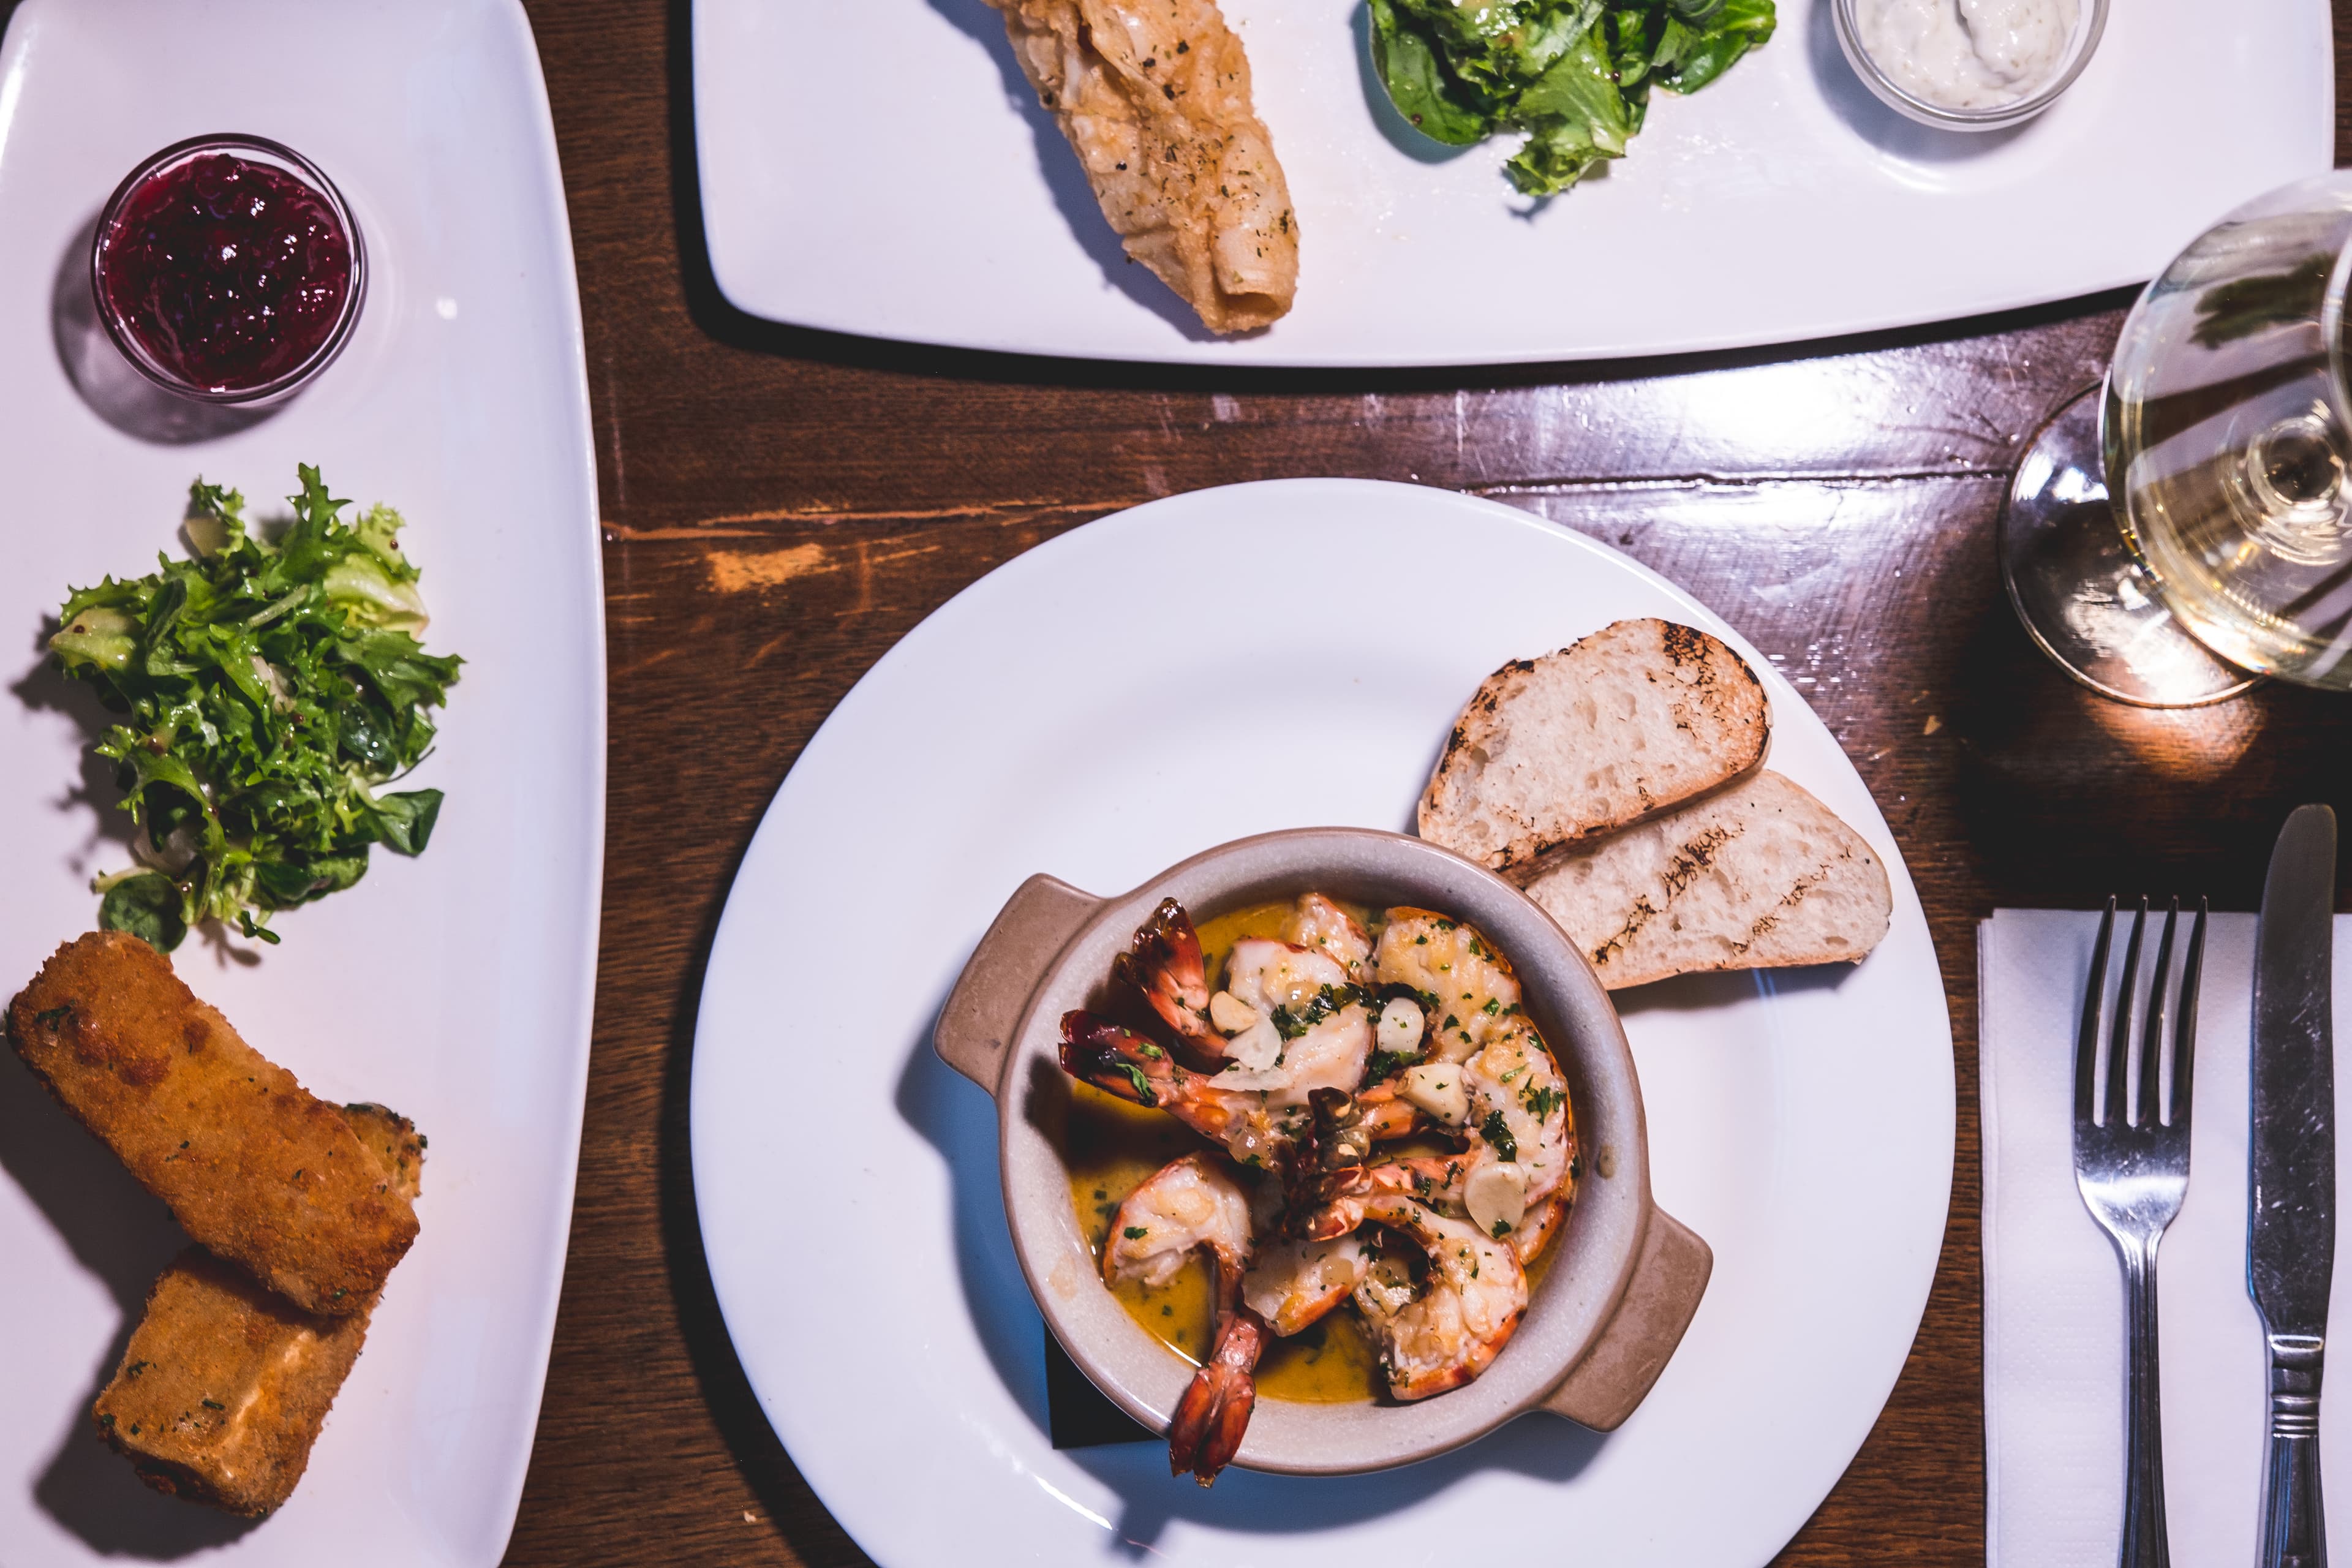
[691,479,1954,1567]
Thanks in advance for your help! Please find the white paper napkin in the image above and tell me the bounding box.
[1981,910,2352,1567]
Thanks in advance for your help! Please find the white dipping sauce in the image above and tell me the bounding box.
[1856,0,2079,110]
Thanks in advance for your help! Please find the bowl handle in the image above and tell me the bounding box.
[1539,1205,1713,1431]
[933,874,1102,1096]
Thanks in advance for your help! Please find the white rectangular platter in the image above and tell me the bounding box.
[0,1,603,1564]
[695,0,2333,367]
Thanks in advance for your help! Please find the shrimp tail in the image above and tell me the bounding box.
[1354,1085,1426,1142]
[1060,1011,1235,1142]
[1058,1011,1177,1105]
[1112,898,1216,1047]
[1167,1306,1265,1487]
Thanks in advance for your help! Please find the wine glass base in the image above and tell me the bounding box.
[1999,385,2260,708]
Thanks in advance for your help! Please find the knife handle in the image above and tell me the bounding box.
[2261,1335,2327,1568]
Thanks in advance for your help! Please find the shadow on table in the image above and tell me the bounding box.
[1944,516,2351,913]
[891,1027,1607,1558]
[0,1050,256,1556]
[654,0,2133,394]
[649,835,883,1568]
[917,0,1224,345]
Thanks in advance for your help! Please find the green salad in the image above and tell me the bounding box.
[1368,0,1776,197]
[49,466,461,951]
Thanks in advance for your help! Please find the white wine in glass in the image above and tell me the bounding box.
[2103,176,2352,688]
[2002,175,2352,706]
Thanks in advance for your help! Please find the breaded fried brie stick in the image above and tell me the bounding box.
[94,1105,424,1517]
[6,932,418,1314]
[986,0,1298,333]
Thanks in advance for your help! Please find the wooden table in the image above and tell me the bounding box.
[506,4,2352,1562]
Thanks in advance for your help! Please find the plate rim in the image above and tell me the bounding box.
[689,476,1957,1567]
[685,0,2334,368]
[0,0,608,1558]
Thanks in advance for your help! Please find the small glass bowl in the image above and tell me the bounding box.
[1831,0,2110,132]
[89,133,368,407]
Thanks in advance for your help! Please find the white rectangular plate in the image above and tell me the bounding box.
[0,1,602,1564]
[695,0,2332,366]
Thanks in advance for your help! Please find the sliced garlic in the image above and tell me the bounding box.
[1223,1016,1283,1071]
[1376,997,1425,1056]
[1464,1161,1529,1240]
[1396,1063,1469,1126]
[1208,989,1260,1035]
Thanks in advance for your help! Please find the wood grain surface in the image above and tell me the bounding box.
[503,2,2352,1563]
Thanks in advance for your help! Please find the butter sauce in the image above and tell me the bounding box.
[1058,897,1564,1405]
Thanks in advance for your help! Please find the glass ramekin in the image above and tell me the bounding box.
[1831,0,2111,133]
[89,133,368,407]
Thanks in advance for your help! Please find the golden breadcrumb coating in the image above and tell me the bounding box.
[6,932,417,1314]
[92,1104,424,1517]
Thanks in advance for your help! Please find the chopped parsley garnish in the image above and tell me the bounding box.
[1481,1109,1518,1162]
[1366,1047,1422,1084]
[1523,1085,1566,1120]
[51,467,461,949]
[1123,1226,1148,1240]
[1272,983,1366,1039]
[1118,1064,1153,1101]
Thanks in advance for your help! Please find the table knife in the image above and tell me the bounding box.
[2253,803,2339,1568]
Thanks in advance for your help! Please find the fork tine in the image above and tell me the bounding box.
[2076,897,2117,1129]
[2171,897,2207,1134]
[2108,899,2147,1127]
[2141,898,2178,1127]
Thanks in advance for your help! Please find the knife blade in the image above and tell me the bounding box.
[2252,802,2337,1568]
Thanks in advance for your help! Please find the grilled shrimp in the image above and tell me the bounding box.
[1301,1154,1471,1240]
[1223,938,1351,1020]
[1282,893,1371,981]
[1242,1232,1369,1336]
[1350,1196,1529,1400]
[1374,909,1523,1065]
[1102,1154,1264,1487]
[1455,1019,1575,1262]
[1102,1152,1252,1290]
[1060,1006,1371,1170]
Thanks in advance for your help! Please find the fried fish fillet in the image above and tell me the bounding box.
[6,932,417,1314]
[93,1106,425,1517]
[987,0,1298,333]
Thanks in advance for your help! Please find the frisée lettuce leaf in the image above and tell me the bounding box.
[50,466,461,949]
[1368,0,1775,197]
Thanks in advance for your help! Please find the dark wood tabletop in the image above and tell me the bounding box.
[505,4,2352,1562]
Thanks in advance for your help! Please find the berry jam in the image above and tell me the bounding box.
[95,149,354,397]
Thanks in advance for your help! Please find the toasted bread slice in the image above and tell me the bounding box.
[1520,771,1892,990]
[1418,620,1769,873]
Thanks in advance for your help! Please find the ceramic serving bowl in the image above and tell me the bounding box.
[934,826,1712,1476]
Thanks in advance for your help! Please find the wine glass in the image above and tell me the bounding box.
[2002,172,2352,706]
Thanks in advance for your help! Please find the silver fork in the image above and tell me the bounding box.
[2075,895,2207,1568]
